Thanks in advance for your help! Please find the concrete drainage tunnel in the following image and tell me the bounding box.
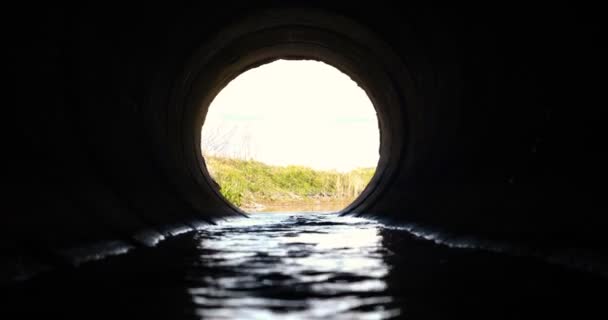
[4,3,607,319]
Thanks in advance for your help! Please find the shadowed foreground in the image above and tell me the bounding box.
[4,213,605,319]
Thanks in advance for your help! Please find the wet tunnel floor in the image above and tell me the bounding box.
[4,213,606,319]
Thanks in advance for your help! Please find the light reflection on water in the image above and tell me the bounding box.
[6,211,606,319]
[188,213,399,319]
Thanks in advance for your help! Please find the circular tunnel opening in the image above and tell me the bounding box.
[200,59,381,213]
[167,9,413,219]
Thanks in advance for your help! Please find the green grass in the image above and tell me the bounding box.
[204,156,376,207]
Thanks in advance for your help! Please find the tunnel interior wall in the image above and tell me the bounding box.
[4,2,606,280]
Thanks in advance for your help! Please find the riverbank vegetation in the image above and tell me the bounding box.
[204,156,375,210]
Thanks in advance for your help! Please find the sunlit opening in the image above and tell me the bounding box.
[201,60,380,212]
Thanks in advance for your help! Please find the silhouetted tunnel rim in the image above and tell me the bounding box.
[169,9,415,217]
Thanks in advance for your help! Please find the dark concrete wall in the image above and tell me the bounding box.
[4,2,606,279]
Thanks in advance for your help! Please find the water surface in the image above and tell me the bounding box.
[190,213,396,319]
[4,212,606,319]
[243,200,354,213]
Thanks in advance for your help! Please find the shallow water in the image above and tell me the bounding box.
[5,212,606,319]
[189,213,396,319]
[242,199,353,213]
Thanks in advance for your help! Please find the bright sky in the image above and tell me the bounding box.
[200,60,380,172]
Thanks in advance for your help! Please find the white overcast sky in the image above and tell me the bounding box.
[200,60,380,172]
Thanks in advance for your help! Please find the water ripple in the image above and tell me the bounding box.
[188,213,397,319]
